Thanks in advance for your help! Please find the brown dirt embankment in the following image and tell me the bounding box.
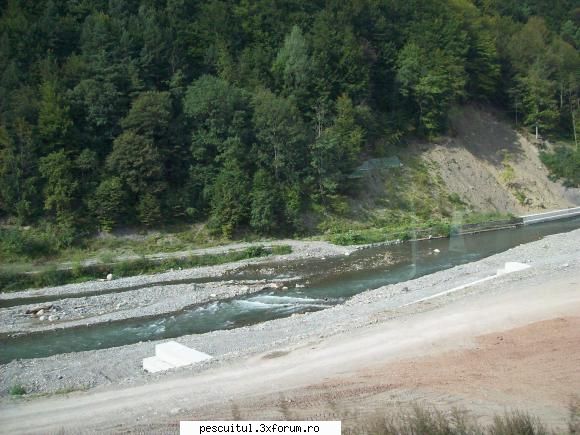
[425,106,580,214]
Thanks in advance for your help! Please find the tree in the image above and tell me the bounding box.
[208,162,249,237]
[107,131,165,195]
[309,11,370,105]
[136,192,162,227]
[517,64,559,138]
[0,121,40,222]
[272,25,311,99]
[89,177,128,232]
[183,75,252,213]
[252,89,307,183]
[37,79,72,153]
[397,43,466,133]
[250,169,278,233]
[38,149,79,227]
[310,95,364,199]
[120,91,172,144]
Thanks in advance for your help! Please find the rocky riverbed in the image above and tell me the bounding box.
[0,230,578,397]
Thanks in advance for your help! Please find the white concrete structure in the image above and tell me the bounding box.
[142,356,174,373]
[498,261,531,275]
[143,341,212,373]
[522,206,580,225]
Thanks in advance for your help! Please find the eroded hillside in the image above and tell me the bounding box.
[426,106,580,214]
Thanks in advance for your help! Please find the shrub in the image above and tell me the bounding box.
[541,146,580,187]
[9,384,26,396]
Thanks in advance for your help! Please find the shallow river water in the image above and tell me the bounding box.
[2,217,580,364]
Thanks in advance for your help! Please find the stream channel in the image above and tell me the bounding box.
[1,216,580,364]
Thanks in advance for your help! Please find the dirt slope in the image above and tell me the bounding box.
[425,106,580,214]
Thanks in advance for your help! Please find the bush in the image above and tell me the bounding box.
[9,384,26,396]
[541,146,580,187]
[0,228,55,261]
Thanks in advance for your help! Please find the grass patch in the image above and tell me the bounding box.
[271,245,293,255]
[328,212,513,246]
[0,245,290,293]
[9,385,26,396]
[338,403,576,434]
[343,406,554,434]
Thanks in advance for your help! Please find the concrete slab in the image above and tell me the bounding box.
[143,341,212,373]
[143,356,174,373]
[498,262,531,275]
[155,341,212,367]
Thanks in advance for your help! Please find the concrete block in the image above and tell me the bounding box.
[143,356,174,373]
[155,341,212,367]
[497,262,531,275]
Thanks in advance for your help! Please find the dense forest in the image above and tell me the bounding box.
[0,0,578,243]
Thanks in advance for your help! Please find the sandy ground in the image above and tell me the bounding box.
[0,244,578,433]
[426,106,580,213]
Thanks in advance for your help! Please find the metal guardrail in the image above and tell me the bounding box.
[521,206,580,225]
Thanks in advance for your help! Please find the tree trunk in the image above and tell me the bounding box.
[572,109,578,151]
[535,124,539,140]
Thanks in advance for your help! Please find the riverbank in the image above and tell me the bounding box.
[0,240,357,337]
[1,226,578,399]
[0,228,578,433]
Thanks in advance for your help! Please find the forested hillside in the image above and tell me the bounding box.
[0,0,578,244]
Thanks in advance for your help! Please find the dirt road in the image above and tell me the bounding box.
[1,262,578,434]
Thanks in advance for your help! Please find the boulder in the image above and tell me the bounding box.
[25,305,53,315]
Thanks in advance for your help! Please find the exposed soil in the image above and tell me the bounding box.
[425,105,580,213]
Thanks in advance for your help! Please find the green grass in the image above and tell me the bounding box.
[271,245,293,255]
[0,223,227,266]
[0,245,291,293]
[327,212,514,246]
[9,385,26,396]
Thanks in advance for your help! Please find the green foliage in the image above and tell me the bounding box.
[0,0,577,239]
[136,193,162,227]
[208,163,250,237]
[90,177,128,232]
[250,169,278,233]
[272,25,311,99]
[270,245,292,255]
[541,145,580,187]
[38,150,79,227]
[311,95,365,199]
[0,121,39,222]
[37,79,72,152]
[0,244,286,293]
[9,384,26,396]
[0,227,55,260]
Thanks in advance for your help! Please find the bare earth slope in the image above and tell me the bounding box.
[426,106,580,214]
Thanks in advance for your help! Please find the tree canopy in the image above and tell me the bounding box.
[0,0,578,238]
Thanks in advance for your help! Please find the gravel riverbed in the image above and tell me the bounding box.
[0,230,578,397]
